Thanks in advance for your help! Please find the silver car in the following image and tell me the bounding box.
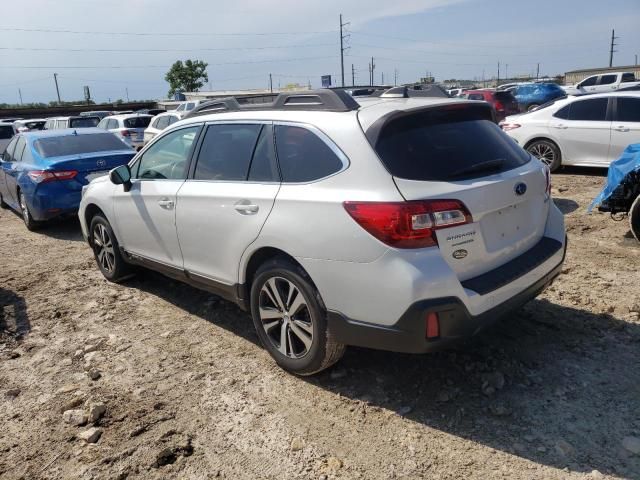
[79,90,566,375]
[97,114,153,151]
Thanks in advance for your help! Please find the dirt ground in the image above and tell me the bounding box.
[1,168,639,480]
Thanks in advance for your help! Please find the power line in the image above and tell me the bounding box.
[0,43,337,53]
[0,26,336,37]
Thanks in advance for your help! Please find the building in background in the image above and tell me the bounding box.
[565,65,640,85]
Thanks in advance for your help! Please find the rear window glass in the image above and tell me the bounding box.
[124,117,151,128]
[495,91,516,102]
[0,126,13,139]
[69,117,99,128]
[374,106,530,181]
[33,133,127,158]
[24,121,45,130]
[622,73,636,83]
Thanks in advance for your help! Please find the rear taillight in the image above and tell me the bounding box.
[494,100,505,112]
[120,129,131,137]
[27,170,78,183]
[500,123,521,131]
[343,200,472,249]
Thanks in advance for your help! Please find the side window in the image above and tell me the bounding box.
[168,116,179,125]
[599,75,617,85]
[134,126,199,180]
[580,76,597,87]
[108,119,119,129]
[622,73,636,83]
[553,105,571,119]
[176,104,185,112]
[14,137,26,162]
[97,119,108,129]
[186,102,195,111]
[568,98,608,121]
[156,116,169,130]
[3,137,18,161]
[274,125,344,183]
[56,120,67,129]
[193,124,262,181]
[616,97,640,122]
[248,125,279,182]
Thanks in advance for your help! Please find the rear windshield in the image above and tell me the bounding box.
[69,117,99,128]
[24,121,45,130]
[374,106,531,181]
[124,117,151,128]
[33,133,127,158]
[495,91,516,102]
[0,126,13,139]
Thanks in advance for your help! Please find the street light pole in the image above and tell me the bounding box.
[53,73,61,103]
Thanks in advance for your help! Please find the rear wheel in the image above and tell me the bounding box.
[250,258,345,376]
[19,191,41,231]
[89,214,133,282]
[526,139,562,172]
[629,195,640,242]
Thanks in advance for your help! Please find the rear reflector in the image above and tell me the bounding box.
[27,170,78,183]
[426,312,440,339]
[343,200,472,249]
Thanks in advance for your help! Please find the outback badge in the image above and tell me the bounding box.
[452,249,468,260]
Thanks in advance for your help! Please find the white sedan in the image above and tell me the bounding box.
[143,111,182,145]
[500,92,640,171]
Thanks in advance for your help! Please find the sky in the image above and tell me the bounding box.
[0,0,639,104]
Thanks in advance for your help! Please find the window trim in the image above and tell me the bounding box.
[128,123,203,181]
[273,121,350,185]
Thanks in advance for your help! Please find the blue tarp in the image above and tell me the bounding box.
[589,143,640,212]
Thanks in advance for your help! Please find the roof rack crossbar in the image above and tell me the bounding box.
[181,89,359,118]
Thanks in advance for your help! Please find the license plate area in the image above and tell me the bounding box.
[86,170,109,182]
[481,202,533,252]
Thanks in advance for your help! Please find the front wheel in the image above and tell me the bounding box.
[526,139,562,172]
[629,195,640,242]
[19,191,41,231]
[250,258,345,376]
[89,214,133,282]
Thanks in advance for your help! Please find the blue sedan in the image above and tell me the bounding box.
[512,83,566,112]
[0,128,135,230]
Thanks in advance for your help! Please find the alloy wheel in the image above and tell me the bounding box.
[258,277,314,359]
[93,223,116,273]
[528,143,555,167]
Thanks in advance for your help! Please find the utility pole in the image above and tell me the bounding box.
[505,64,509,81]
[482,69,485,88]
[394,69,398,86]
[635,54,638,65]
[536,63,540,81]
[370,57,375,86]
[381,72,384,85]
[125,87,129,102]
[351,64,355,86]
[18,88,23,105]
[497,62,500,85]
[269,73,273,93]
[53,73,61,103]
[339,14,350,87]
[609,29,618,67]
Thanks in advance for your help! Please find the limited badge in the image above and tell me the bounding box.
[452,249,468,259]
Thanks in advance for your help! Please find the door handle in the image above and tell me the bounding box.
[234,201,259,215]
[552,124,568,129]
[614,126,629,132]
[158,198,175,209]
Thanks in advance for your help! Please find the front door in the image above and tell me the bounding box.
[0,137,19,206]
[113,125,201,269]
[609,96,640,163]
[176,123,280,286]
[552,97,611,165]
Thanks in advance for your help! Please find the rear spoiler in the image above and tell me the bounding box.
[364,102,496,148]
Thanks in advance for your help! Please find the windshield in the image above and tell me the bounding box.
[33,133,128,158]
[124,117,152,128]
[69,117,99,128]
[374,106,530,181]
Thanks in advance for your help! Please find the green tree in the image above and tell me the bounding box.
[165,59,209,96]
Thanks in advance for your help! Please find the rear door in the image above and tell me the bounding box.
[112,125,201,269]
[0,137,19,205]
[176,122,280,286]
[551,97,612,165]
[609,96,640,163]
[595,74,619,93]
[368,104,549,281]
[4,136,26,204]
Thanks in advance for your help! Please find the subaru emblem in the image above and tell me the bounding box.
[96,159,106,168]
[514,182,527,196]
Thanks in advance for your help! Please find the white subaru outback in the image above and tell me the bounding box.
[79,90,566,375]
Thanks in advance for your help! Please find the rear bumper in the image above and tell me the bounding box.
[29,188,80,221]
[327,236,566,354]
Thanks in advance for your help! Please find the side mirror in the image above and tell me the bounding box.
[110,165,132,192]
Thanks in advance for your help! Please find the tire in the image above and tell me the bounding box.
[629,195,640,243]
[250,258,345,376]
[527,103,540,112]
[526,139,562,172]
[19,191,41,231]
[89,214,133,282]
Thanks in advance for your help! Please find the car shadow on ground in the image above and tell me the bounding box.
[0,287,30,340]
[556,166,607,178]
[125,272,639,478]
[553,198,580,214]
[6,210,85,242]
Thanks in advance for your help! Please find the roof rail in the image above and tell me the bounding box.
[379,85,450,99]
[182,89,359,119]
